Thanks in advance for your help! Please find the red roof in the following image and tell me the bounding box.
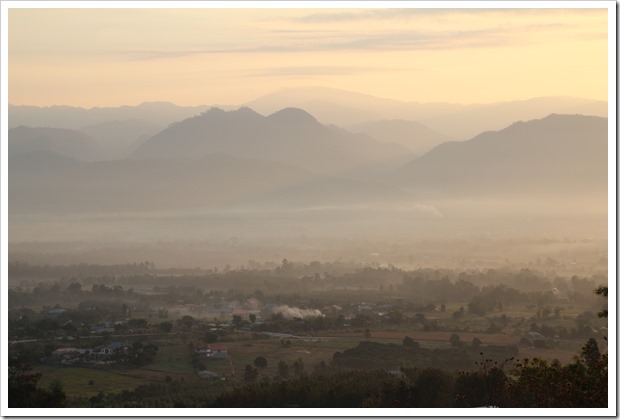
[210,345,228,351]
[194,343,227,351]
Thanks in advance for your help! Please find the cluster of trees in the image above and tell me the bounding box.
[8,357,66,408]
[7,259,608,408]
[118,341,159,367]
[210,338,607,408]
[8,281,138,312]
[9,263,606,326]
[11,261,605,303]
[85,380,230,408]
[331,339,518,372]
[9,293,604,347]
[8,302,131,340]
[454,338,607,407]
[9,261,155,278]
[10,336,606,408]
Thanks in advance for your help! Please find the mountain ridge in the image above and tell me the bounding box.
[395,113,608,197]
[8,126,102,162]
[131,106,412,175]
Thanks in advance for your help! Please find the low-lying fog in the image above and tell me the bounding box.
[9,197,607,274]
[8,104,609,276]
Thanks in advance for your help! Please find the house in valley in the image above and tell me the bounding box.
[198,370,221,380]
[194,343,228,358]
[50,347,90,364]
[91,342,128,360]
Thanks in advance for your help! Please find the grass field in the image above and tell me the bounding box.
[35,366,154,398]
[144,342,195,374]
[33,323,596,399]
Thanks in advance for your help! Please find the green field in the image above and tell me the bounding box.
[143,342,195,374]
[35,366,154,398]
[30,317,603,401]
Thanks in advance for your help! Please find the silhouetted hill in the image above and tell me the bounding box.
[347,119,450,155]
[245,87,607,140]
[395,114,608,197]
[8,103,214,160]
[245,86,467,127]
[11,89,606,143]
[132,107,412,175]
[9,150,82,172]
[80,119,162,159]
[8,126,102,161]
[421,96,608,140]
[8,151,342,213]
[8,151,83,212]
[8,102,211,130]
[266,106,322,126]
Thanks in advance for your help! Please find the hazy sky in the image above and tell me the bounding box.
[8,5,609,107]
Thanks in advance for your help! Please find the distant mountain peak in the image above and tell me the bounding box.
[267,107,319,125]
[234,106,263,118]
[396,113,608,196]
[198,106,262,118]
[500,113,606,133]
[136,101,178,108]
[202,106,226,115]
[10,149,82,169]
[131,104,409,174]
[8,126,101,162]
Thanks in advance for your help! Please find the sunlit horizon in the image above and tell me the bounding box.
[8,6,609,108]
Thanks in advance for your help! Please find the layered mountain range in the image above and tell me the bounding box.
[9,96,608,216]
[395,113,608,196]
[7,88,609,268]
[130,107,412,175]
[244,87,607,139]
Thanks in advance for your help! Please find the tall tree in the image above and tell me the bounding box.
[9,357,66,408]
[254,356,268,369]
[594,286,608,318]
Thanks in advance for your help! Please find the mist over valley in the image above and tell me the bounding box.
[8,91,608,273]
[5,5,613,411]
